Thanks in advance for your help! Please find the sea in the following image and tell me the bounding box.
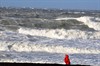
[0,7,100,66]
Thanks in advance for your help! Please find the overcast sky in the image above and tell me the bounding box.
[0,0,100,10]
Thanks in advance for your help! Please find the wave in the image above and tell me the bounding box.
[55,16,100,31]
[0,30,100,54]
[1,16,100,31]
[0,39,100,54]
[0,30,99,66]
[18,28,100,39]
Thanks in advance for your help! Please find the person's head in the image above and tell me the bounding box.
[65,54,69,58]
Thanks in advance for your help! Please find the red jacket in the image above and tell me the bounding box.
[64,54,70,65]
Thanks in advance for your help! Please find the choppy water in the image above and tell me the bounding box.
[0,8,100,66]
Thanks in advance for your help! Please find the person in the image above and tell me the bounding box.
[64,54,70,65]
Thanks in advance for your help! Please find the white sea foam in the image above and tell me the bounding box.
[0,30,100,66]
[55,16,100,31]
[0,41,100,54]
[0,16,100,66]
[18,28,100,39]
[0,31,100,54]
[76,16,100,31]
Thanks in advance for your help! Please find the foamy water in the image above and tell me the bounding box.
[0,30,100,65]
[0,14,100,66]
[18,28,100,39]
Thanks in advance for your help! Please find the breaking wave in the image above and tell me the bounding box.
[0,41,100,54]
[0,30,99,54]
[1,16,100,31]
[18,28,100,39]
[55,16,100,31]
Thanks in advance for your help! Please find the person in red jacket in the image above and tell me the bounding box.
[64,54,70,65]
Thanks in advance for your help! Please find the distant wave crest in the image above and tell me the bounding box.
[55,16,100,31]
